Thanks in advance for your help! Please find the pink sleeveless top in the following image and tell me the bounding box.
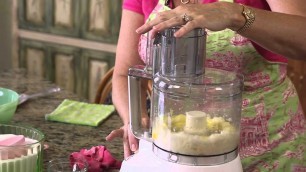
[122,0,287,63]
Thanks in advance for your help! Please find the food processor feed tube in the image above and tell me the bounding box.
[125,27,243,172]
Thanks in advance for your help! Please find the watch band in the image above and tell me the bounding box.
[236,5,255,34]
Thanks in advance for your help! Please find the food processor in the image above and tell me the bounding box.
[121,27,244,172]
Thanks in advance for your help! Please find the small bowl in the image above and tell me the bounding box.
[0,88,19,123]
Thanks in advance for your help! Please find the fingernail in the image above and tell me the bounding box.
[174,32,181,37]
[136,28,141,33]
[131,144,136,151]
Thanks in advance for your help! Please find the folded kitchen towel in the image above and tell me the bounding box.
[45,99,115,127]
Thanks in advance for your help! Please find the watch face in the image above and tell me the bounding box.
[244,9,255,18]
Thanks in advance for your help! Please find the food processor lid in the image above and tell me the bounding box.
[153,68,244,98]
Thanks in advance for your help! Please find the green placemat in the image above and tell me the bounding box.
[45,99,115,127]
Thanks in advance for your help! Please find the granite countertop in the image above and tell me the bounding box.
[0,69,124,171]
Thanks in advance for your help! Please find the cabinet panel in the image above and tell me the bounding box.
[54,0,73,27]
[81,0,122,43]
[26,0,45,24]
[50,0,81,37]
[88,0,110,34]
[19,39,49,79]
[18,0,48,31]
[49,45,80,93]
[81,50,115,102]
[26,48,45,78]
[54,54,75,92]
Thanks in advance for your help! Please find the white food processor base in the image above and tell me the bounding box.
[120,140,243,172]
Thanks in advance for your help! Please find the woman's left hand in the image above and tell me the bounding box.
[136,2,243,37]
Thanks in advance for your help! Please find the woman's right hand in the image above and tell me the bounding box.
[136,2,242,38]
[105,124,139,159]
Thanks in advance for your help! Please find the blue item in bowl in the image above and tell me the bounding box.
[0,88,19,123]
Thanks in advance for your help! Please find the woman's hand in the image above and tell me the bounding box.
[136,2,243,38]
[105,124,139,159]
[105,116,149,159]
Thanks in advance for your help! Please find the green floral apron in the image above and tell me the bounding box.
[139,0,306,171]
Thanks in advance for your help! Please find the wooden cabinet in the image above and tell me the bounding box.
[15,0,122,101]
[287,59,306,114]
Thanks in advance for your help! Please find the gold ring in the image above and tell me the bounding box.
[182,13,192,23]
[181,0,190,4]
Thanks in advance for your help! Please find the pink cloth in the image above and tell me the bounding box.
[122,0,287,63]
[70,146,122,172]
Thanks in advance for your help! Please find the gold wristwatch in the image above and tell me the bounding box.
[236,5,255,34]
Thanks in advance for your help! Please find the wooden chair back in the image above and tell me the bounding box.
[94,67,153,104]
[94,67,114,104]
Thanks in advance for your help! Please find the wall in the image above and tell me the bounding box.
[0,1,13,70]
